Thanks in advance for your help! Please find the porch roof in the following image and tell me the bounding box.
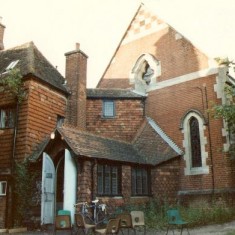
[54,120,182,166]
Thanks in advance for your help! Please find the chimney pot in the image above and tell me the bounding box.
[76,43,80,51]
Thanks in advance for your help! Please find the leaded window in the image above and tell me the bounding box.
[97,164,121,196]
[0,107,15,128]
[189,117,202,167]
[131,167,150,196]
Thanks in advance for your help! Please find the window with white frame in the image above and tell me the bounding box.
[102,100,115,118]
[182,111,209,175]
[0,107,16,128]
[0,181,7,195]
[130,53,161,93]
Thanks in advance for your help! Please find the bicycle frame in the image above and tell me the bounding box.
[74,199,108,225]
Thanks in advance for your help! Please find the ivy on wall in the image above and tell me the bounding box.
[0,68,26,103]
[13,160,39,227]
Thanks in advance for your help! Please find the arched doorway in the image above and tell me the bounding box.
[41,149,77,225]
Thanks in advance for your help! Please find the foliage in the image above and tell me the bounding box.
[115,197,235,231]
[13,160,39,226]
[211,58,235,156]
[180,198,235,227]
[0,68,26,103]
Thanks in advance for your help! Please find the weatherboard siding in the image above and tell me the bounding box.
[0,90,16,174]
[15,79,67,161]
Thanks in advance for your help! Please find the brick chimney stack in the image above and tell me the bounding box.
[0,17,5,50]
[65,43,88,130]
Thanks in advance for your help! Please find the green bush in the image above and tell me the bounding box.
[118,197,235,231]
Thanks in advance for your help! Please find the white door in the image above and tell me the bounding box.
[63,149,77,224]
[41,152,55,224]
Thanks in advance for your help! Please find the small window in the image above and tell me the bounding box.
[102,100,115,118]
[57,115,65,127]
[0,181,7,196]
[97,164,121,196]
[2,60,19,74]
[131,167,150,196]
[6,60,19,71]
[0,107,16,128]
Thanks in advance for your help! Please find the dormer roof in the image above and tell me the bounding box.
[0,41,69,94]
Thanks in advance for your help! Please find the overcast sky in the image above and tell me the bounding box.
[1,0,235,87]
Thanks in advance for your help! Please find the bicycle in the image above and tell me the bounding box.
[74,199,109,227]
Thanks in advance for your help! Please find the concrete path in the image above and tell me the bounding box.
[1,220,235,235]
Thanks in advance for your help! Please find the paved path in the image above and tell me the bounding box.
[1,220,235,235]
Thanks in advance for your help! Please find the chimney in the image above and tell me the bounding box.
[65,43,88,130]
[0,17,5,50]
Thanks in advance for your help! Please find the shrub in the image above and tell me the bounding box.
[118,197,235,231]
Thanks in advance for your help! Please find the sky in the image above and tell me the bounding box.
[1,0,235,87]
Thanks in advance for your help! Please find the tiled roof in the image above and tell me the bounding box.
[132,118,183,165]
[147,117,184,155]
[29,121,182,166]
[53,121,182,165]
[57,126,145,164]
[0,41,69,94]
[87,88,146,99]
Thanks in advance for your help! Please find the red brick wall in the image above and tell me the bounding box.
[96,10,235,199]
[77,161,92,203]
[144,74,235,192]
[65,46,87,130]
[99,26,209,89]
[86,98,144,141]
[152,159,180,202]
[0,196,6,228]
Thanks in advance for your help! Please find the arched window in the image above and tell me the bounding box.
[181,111,209,175]
[189,117,202,168]
[129,54,161,93]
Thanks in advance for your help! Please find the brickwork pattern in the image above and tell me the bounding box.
[100,16,208,89]
[152,158,180,202]
[77,161,92,203]
[65,50,87,130]
[86,99,144,141]
[122,5,163,45]
[97,4,235,201]
[0,197,6,228]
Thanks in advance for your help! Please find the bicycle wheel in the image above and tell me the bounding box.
[96,204,110,226]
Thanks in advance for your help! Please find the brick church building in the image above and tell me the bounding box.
[0,3,234,229]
